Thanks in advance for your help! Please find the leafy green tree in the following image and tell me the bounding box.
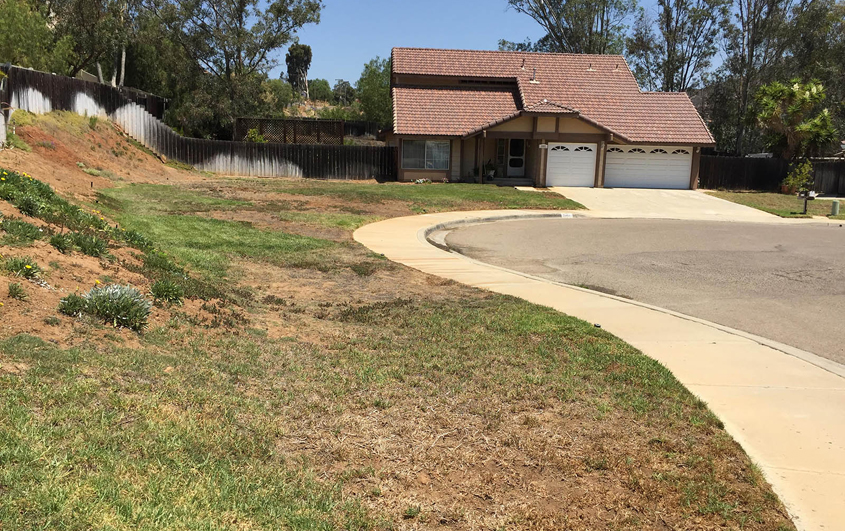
[332,80,355,106]
[356,57,391,128]
[149,0,321,135]
[262,79,297,116]
[625,9,660,90]
[627,0,731,91]
[777,0,845,137]
[498,34,556,52]
[718,0,793,153]
[285,43,313,97]
[755,79,838,159]
[36,0,130,77]
[308,78,332,102]
[0,0,73,72]
[506,0,635,54]
[700,0,845,155]
[318,105,363,121]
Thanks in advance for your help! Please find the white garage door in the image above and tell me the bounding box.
[605,146,692,189]
[546,143,597,187]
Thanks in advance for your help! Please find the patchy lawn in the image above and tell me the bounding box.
[0,176,794,530]
[0,115,795,531]
[216,177,586,213]
[708,190,845,219]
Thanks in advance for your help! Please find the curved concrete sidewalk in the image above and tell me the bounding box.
[354,210,845,531]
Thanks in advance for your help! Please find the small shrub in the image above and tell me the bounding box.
[6,132,31,152]
[70,232,108,257]
[49,233,73,253]
[151,279,184,306]
[245,128,267,143]
[84,284,152,331]
[35,141,56,150]
[119,229,153,250]
[83,168,103,177]
[44,316,61,326]
[76,161,86,168]
[8,282,28,301]
[0,183,16,201]
[783,160,814,193]
[88,116,98,130]
[15,194,43,216]
[5,256,41,279]
[58,293,87,317]
[1,218,44,243]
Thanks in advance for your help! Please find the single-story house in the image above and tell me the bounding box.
[387,47,715,189]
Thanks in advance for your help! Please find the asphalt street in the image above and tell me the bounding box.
[446,218,845,364]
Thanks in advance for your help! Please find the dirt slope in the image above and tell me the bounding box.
[0,111,205,200]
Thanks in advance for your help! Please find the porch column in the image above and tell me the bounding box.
[689,147,702,190]
[594,140,607,188]
[538,140,547,187]
[479,133,486,184]
[476,137,483,184]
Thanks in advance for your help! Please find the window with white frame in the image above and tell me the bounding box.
[402,140,451,170]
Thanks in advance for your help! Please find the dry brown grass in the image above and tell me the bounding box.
[0,113,796,530]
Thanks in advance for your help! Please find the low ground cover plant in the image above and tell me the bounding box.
[49,233,73,253]
[48,231,109,257]
[1,218,44,244]
[69,232,108,257]
[57,293,87,317]
[150,279,184,306]
[4,256,41,279]
[7,282,27,301]
[59,284,152,331]
[0,168,222,304]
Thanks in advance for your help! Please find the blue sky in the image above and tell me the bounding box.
[268,0,547,84]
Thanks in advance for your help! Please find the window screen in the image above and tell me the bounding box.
[402,140,426,169]
[402,140,450,170]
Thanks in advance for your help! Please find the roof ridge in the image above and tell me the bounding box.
[524,99,577,112]
[392,46,626,59]
[393,84,518,93]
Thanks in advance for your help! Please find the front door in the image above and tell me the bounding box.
[507,139,525,177]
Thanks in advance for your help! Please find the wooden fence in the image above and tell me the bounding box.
[699,155,845,194]
[234,117,344,145]
[814,161,845,195]
[233,117,382,144]
[2,66,397,180]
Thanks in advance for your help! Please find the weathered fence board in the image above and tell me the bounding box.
[1,66,397,180]
[814,161,845,195]
[699,155,845,193]
[699,156,790,191]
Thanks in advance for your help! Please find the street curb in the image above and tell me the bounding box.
[426,215,845,380]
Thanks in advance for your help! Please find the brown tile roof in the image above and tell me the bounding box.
[392,48,714,145]
[392,86,520,136]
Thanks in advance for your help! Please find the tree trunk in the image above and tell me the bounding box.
[119,46,126,87]
[96,62,105,84]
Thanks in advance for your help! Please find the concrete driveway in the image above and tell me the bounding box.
[548,187,783,222]
[446,217,845,364]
